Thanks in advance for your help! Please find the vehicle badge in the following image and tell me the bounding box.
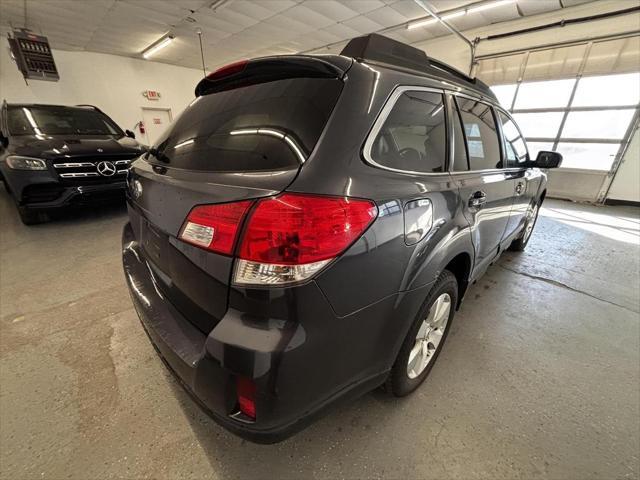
[96,161,117,176]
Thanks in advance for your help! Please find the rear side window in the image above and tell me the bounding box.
[147,77,343,172]
[498,111,529,167]
[455,97,502,170]
[370,91,446,173]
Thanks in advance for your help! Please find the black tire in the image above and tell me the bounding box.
[386,270,458,397]
[17,206,49,225]
[509,201,540,252]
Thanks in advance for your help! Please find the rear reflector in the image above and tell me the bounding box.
[237,376,256,420]
[179,201,252,255]
[234,193,377,285]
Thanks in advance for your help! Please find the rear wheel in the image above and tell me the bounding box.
[509,202,539,251]
[387,270,458,397]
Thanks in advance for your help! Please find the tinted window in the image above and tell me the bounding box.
[371,91,446,173]
[456,98,502,170]
[147,77,342,172]
[498,111,529,167]
[452,101,469,171]
[7,106,122,136]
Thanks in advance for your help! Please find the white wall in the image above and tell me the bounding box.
[608,127,640,203]
[0,46,203,141]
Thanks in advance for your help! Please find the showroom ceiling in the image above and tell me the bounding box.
[0,0,598,71]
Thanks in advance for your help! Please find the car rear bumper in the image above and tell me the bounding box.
[122,222,433,442]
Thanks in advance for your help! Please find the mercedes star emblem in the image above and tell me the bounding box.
[96,161,117,176]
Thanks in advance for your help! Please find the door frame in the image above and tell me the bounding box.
[140,107,173,145]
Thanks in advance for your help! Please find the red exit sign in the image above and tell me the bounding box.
[143,90,161,100]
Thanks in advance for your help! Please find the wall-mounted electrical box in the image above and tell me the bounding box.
[8,29,59,82]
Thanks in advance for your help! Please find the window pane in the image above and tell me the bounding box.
[555,142,620,170]
[498,112,529,167]
[514,79,576,109]
[456,97,502,170]
[371,91,446,173]
[561,110,635,139]
[527,142,555,159]
[490,84,517,110]
[7,106,121,136]
[147,77,342,172]
[513,112,564,139]
[572,73,640,107]
[452,103,468,171]
[524,44,587,81]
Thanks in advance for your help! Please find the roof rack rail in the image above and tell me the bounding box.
[339,34,490,93]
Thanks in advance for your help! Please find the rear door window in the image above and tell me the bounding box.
[370,90,446,173]
[147,77,343,172]
[455,97,502,170]
[498,111,529,167]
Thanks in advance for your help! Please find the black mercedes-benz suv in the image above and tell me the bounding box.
[0,102,145,224]
[122,34,562,443]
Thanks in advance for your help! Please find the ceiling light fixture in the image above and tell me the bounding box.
[407,0,516,30]
[467,0,516,14]
[210,0,234,12]
[142,34,174,59]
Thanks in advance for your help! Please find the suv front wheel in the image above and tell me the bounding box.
[387,270,458,396]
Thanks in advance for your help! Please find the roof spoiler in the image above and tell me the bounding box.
[340,34,490,92]
[194,56,349,97]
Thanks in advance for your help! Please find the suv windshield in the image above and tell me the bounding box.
[147,77,343,172]
[7,106,123,136]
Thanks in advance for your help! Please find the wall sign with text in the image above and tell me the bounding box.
[142,90,161,100]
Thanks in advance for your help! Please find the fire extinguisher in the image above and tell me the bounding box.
[138,121,146,135]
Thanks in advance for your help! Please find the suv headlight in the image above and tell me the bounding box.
[5,156,47,170]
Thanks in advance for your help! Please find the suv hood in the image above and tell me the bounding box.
[8,134,144,159]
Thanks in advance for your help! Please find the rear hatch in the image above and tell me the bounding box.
[127,56,349,334]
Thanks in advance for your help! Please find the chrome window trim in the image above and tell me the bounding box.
[450,92,513,174]
[448,167,527,176]
[362,85,449,177]
[495,105,531,167]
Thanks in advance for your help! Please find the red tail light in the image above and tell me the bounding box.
[179,201,252,255]
[235,194,377,285]
[237,376,256,420]
[178,194,377,285]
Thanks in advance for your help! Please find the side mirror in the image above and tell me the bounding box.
[534,150,562,169]
[125,129,136,139]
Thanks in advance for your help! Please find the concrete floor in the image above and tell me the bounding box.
[1,188,638,480]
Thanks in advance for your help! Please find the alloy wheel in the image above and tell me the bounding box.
[407,293,451,379]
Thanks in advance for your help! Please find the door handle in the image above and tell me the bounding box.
[515,182,525,195]
[469,191,487,208]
